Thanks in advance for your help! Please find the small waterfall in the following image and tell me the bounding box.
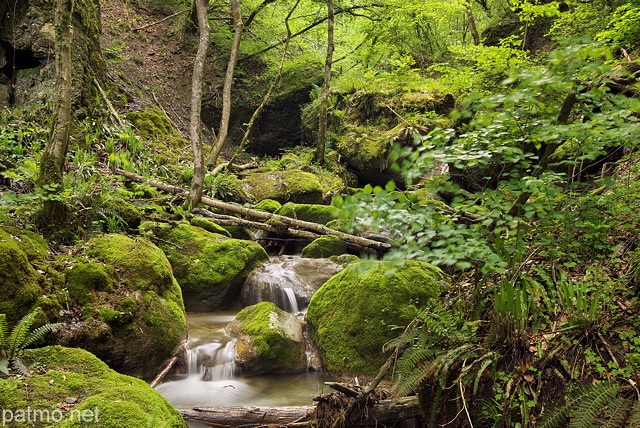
[282,287,299,313]
[186,339,238,381]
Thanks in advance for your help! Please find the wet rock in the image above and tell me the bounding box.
[241,256,344,312]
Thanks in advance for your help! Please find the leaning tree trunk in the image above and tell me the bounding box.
[208,0,243,166]
[187,0,211,208]
[38,0,74,233]
[315,0,334,166]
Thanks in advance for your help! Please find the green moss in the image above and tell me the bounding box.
[275,203,340,225]
[329,254,361,267]
[2,227,50,261]
[142,222,268,310]
[0,229,43,323]
[189,217,231,237]
[254,199,282,213]
[244,170,324,204]
[85,234,175,295]
[0,346,185,428]
[100,197,143,230]
[302,235,347,258]
[236,302,304,368]
[65,260,115,306]
[124,109,184,144]
[307,260,444,374]
[222,225,254,240]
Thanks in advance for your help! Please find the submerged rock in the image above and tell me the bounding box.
[141,222,268,311]
[307,260,444,374]
[0,346,185,427]
[226,302,307,374]
[241,256,344,312]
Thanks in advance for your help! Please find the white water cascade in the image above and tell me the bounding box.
[186,339,238,381]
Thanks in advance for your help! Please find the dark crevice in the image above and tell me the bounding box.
[0,41,42,80]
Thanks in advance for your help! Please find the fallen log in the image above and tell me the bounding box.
[113,169,392,253]
[179,396,420,427]
[149,356,178,388]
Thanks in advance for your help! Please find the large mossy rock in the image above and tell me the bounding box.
[141,222,268,311]
[0,346,185,427]
[0,229,43,323]
[307,260,444,375]
[226,302,306,374]
[244,170,324,204]
[275,202,340,225]
[54,234,187,379]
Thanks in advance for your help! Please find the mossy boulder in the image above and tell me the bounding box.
[302,235,347,258]
[226,302,306,374]
[141,222,268,310]
[275,203,340,225]
[0,229,43,323]
[244,170,324,204]
[0,346,185,427]
[254,198,282,213]
[307,260,444,374]
[190,217,232,237]
[2,226,50,261]
[53,234,187,379]
[100,197,143,230]
[64,259,115,306]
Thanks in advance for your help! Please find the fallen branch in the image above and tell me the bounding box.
[132,10,187,31]
[93,77,125,129]
[149,356,178,388]
[113,169,392,253]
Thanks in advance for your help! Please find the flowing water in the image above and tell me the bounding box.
[154,312,335,409]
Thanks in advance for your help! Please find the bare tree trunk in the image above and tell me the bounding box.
[315,0,334,166]
[38,0,74,233]
[226,0,299,171]
[188,0,210,208]
[208,0,243,166]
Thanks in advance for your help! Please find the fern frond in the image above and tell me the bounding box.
[539,382,621,428]
[10,357,30,377]
[6,310,40,359]
[628,399,640,426]
[21,322,64,350]
[602,396,632,428]
[570,382,620,428]
[0,357,8,375]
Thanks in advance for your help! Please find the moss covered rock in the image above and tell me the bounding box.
[54,234,188,379]
[307,260,444,374]
[141,222,268,310]
[100,197,143,230]
[244,170,324,204]
[302,235,347,258]
[2,226,50,261]
[275,203,340,225]
[226,302,306,374]
[0,229,43,323]
[254,198,282,213]
[190,217,232,237]
[0,346,185,427]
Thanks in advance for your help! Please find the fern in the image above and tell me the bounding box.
[539,382,622,428]
[602,397,632,428]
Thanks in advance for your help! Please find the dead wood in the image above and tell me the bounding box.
[113,169,392,253]
[149,356,178,388]
[179,397,420,427]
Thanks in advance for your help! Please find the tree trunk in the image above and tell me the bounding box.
[38,0,74,233]
[467,4,480,45]
[188,0,211,208]
[315,0,334,166]
[208,0,243,166]
[226,0,299,171]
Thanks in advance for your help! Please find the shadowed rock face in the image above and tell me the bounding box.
[240,256,344,313]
